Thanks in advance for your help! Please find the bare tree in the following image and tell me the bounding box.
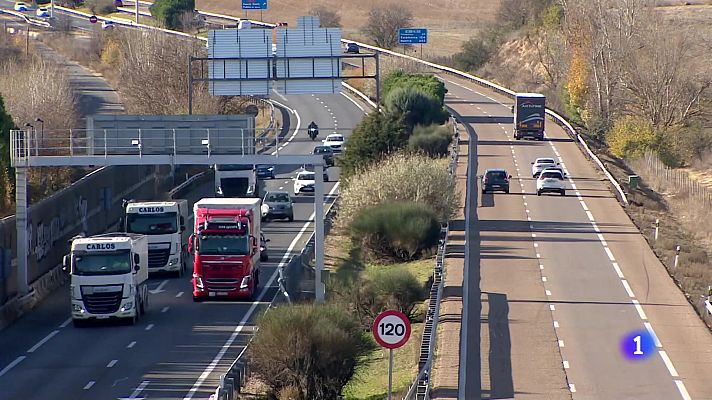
[363,4,413,49]
[309,5,341,28]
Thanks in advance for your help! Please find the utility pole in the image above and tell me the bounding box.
[135,0,139,24]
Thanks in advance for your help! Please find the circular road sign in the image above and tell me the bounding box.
[89,15,98,24]
[372,310,411,350]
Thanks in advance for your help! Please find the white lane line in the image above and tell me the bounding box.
[539,265,544,270]
[675,380,692,400]
[591,223,601,233]
[0,356,26,377]
[621,280,635,298]
[580,200,588,210]
[563,360,570,369]
[569,384,576,393]
[340,92,367,112]
[145,324,154,331]
[585,210,595,221]
[525,209,530,213]
[644,322,662,348]
[659,351,679,377]
[27,330,59,353]
[604,246,616,261]
[536,253,541,258]
[127,341,137,349]
[550,304,556,311]
[546,290,552,296]
[83,381,96,390]
[268,99,302,155]
[107,359,118,368]
[553,320,559,328]
[558,340,565,348]
[542,277,548,282]
[176,291,184,298]
[612,262,625,278]
[161,306,169,313]
[533,242,538,248]
[59,318,72,328]
[128,380,150,399]
[182,182,342,400]
[531,233,536,238]
[632,300,648,320]
[527,216,532,221]
[149,279,169,294]
[597,233,606,243]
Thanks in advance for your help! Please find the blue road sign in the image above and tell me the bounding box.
[399,28,428,45]
[242,0,268,10]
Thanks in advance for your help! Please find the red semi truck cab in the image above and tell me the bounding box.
[189,198,262,301]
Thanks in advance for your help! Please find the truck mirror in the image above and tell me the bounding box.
[250,235,258,253]
[180,216,185,225]
[188,235,194,253]
[62,255,69,271]
[180,225,186,233]
[133,253,140,264]
[134,264,140,272]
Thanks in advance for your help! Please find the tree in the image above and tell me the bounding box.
[363,4,413,49]
[249,304,372,400]
[309,5,341,28]
[384,86,448,133]
[497,0,553,30]
[0,95,15,210]
[382,71,447,106]
[149,0,195,29]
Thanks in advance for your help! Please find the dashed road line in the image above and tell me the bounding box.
[675,380,692,400]
[558,340,565,348]
[553,320,559,328]
[563,360,570,369]
[550,304,556,311]
[107,359,118,368]
[128,380,150,399]
[27,330,59,353]
[83,381,95,390]
[621,280,635,298]
[0,356,26,377]
[546,290,552,296]
[659,351,679,377]
[145,324,154,331]
[127,341,137,349]
[59,318,72,328]
[161,306,169,313]
[176,291,184,298]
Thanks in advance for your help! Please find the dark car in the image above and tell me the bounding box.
[481,169,512,194]
[312,145,335,167]
[256,164,276,179]
[345,43,360,54]
[262,191,294,222]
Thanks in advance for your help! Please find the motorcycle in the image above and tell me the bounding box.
[308,126,319,140]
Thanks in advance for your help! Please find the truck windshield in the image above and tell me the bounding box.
[126,212,178,234]
[74,251,131,275]
[198,235,250,255]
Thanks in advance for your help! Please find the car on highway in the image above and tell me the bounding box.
[481,168,512,194]
[261,191,294,222]
[542,165,566,178]
[36,7,50,17]
[101,20,116,29]
[345,42,360,54]
[322,133,345,153]
[293,170,316,195]
[14,2,28,11]
[312,145,335,167]
[256,164,276,179]
[536,169,566,196]
[531,157,558,178]
[259,232,269,262]
[301,164,329,182]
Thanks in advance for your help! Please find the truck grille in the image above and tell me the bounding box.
[82,288,123,314]
[148,248,171,269]
[206,278,240,291]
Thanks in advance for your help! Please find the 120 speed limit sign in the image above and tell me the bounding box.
[372,310,412,349]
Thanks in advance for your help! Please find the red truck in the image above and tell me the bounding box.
[189,198,262,301]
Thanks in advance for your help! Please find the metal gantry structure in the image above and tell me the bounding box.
[9,128,329,302]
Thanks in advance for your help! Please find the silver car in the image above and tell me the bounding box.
[261,191,294,221]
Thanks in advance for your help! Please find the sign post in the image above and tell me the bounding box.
[372,310,412,400]
[399,28,428,58]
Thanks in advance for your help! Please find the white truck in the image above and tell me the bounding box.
[63,233,149,327]
[124,200,189,277]
[215,164,261,198]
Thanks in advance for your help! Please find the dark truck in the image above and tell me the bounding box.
[513,93,546,140]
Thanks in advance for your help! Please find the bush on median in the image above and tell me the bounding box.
[408,123,453,157]
[384,85,449,133]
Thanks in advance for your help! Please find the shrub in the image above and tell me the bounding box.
[149,0,195,29]
[85,0,115,14]
[338,111,408,178]
[309,5,341,27]
[606,116,659,159]
[249,304,372,400]
[359,267,424,320]
[408,124,452,157]
[339,152,459,228]
[452,26,504,72]
[350,201,441,261]
[384,86,448,132]
[382,71,447,106]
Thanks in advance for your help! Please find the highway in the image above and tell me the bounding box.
[443,75,712,399]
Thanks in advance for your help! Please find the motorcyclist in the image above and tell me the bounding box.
[308,121,319,139]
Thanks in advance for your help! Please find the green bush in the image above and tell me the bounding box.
[338,152,459,228]
[149,0,195,29]
[338,111,408,178]
[408,124,452,157]
[384,86,448,132]
[382,71,447,106]
[350,201,441,261]
[249,304,372,400]
[360,267,424,320]
[606,116,659,159]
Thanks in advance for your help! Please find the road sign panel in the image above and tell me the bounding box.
[89,15,98,24]
[372,310,411,349]
[399,28,427,45]
[242,0,267,10]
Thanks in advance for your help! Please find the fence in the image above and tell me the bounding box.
[633,152,712,208]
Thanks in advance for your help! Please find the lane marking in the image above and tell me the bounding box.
[632,300,648,320]
[644,322,662,348]
[585,210,595,221]
[536,253,541,258]
[340,92,367,112]
[604,247,616,261]
[0,356,26,377]
[128,380,150,399]
[127,341,137,349]
[161,306,169,313]
[550,304,556,311]
[145,324,154,331]
[621,280,635,298]
[563,360,570,369]
[675,380,692,400]
[84,381,96,390]
[59,318,72,328]
[539,265,544,270]
[558,340,565,347]
[546,290,552,296]
[182,182,342,400]
[27,330,59,353]
[569,384,576,393]
[580,200,588,211]
[107,359,118,368]
[176,291,184,298]
[533,242,538,247]
[612,262,625,278]
[149,279,169,294]
[268,99,302,155]
[659,351,679,377]
[553,320,559,328]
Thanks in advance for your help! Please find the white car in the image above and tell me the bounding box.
[14,2,28,11]
[101,20,116,29]
[293,171,316,195]
[36,7,50,17]
[322,134,345,153]
[531,157,558,178]
[536,169,566,196]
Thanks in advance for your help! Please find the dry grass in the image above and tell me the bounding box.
[196,0,501,57]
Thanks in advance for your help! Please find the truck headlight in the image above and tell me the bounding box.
[120,302,134,312]
[240,276,251,290]
[73,304,85,313]
[168,257,179,266]
[216,186,223,195]
[195,276,204,289]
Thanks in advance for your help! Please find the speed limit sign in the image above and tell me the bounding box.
[372,310,411,349]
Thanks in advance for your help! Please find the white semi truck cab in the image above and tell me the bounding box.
[124,200,189,276]
[63,233,149,327]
